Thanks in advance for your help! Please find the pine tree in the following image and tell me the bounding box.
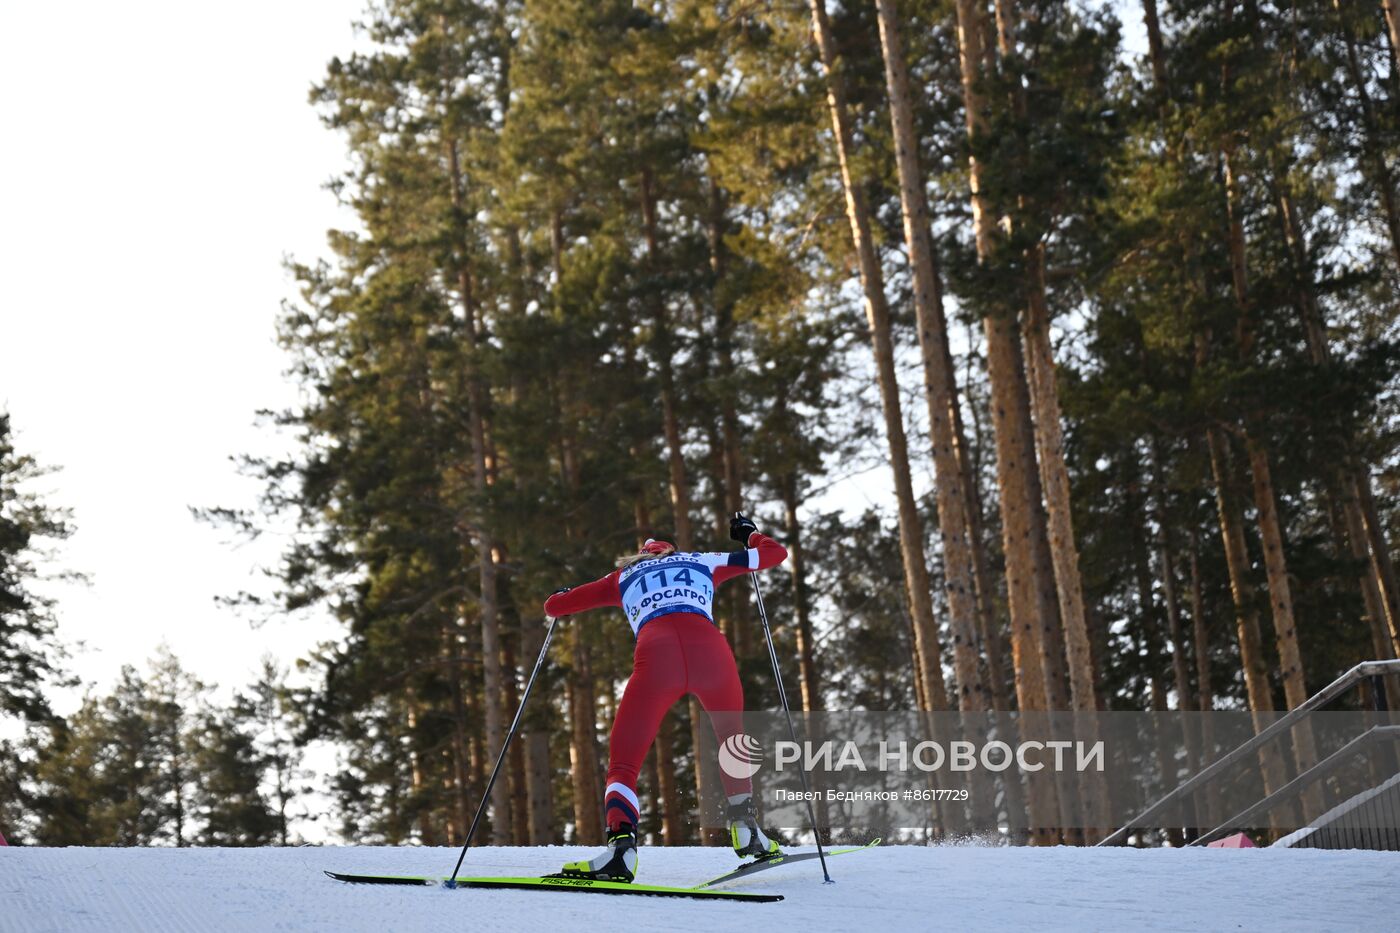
[190,702,279,846]
[245,658,305,845]
[0,411,77,723]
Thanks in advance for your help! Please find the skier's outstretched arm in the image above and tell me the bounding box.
[713,531,788,585]
[543,572,623,617]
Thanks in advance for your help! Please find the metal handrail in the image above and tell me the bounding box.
[1097,659,1400,846]
[1190,726,1400,846]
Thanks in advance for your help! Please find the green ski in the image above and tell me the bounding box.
[324,871,437,886]
[324,871,783,903]
[697,838,881,888]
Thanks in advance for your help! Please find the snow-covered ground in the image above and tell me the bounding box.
[3,843,1396,931]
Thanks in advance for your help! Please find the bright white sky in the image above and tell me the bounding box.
[0,0,373,713]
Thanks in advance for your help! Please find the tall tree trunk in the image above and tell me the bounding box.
[1018,336,1080,844]
[1159,519,1201,830]
[958,401,1015,718]
[987,0,1083,726]
[1009,59,1080,876]
[643,748,662,845]
[706,179,743,520]
[519,614,555,844]
[1383,0,1400,71]
[1206,432,1270,720]
[1150,447,1195,720]
[874,0,1003,833]
[780,472,831,837]
[1126,458,1184,845]
[566,642,603,844]
[1334,5,1400,272]
[1022,245,1106,843]
[557,388,604,846]
[493,553,530,845]
[952,0,1058,843]
[874,0,986,717]
[782,475,821,714]
[953,0,1046,711]
[983,0,1074,732]
[406,700,436,846]
[499,625,530,845]
[1246,439,1322,818]
[809,0,949,713]
[500,226,557,846]
[1188,539,1224,826]
[1217,31,1299,678]
[709,177,752,659]
[992,317,1063,843]
[446,622,473,841]
[642,168,695,557]
[1333,477,1394,664]
[705,421,738,645]
[1022,250,1096,719]
[1205,426,1290,806]
[1218,31,1301,796]
[952,378,1027,835]
[1140,0,1167,87]
[1223,112,1319,803]
[653,712,684,844]
[501,219,554,840]
[462,656,484,810]
[901,0,1025,821]
[447,139,509,845]
[1019,353,1070,718]
[1357,480,1400,655]
[1149,442,1201,832]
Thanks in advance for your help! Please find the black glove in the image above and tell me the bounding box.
[729,512,758,544]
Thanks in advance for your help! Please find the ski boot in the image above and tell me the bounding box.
[557,823,638,883]
[727,794,782,861]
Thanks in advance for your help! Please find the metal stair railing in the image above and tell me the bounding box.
[1189,725,1400,846]
[1097,659,1400,846]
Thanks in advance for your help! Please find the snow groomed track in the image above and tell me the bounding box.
[3,843,1397,931]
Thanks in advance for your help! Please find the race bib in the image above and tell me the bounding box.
[618,554,717,634]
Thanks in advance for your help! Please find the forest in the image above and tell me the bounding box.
[2,0,1399,848]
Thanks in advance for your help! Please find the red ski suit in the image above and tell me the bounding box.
[543,533,787,833]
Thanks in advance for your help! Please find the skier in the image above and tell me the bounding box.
[542,513,788,883]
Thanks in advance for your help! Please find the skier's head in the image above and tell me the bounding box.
[616,538,676,569]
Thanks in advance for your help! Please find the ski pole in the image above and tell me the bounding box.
[445,613,560,888]
[738,512,833,884]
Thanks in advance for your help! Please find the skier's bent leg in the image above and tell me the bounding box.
[603,626,686,832]
[681,618,782,860]
[561,624,686,882]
